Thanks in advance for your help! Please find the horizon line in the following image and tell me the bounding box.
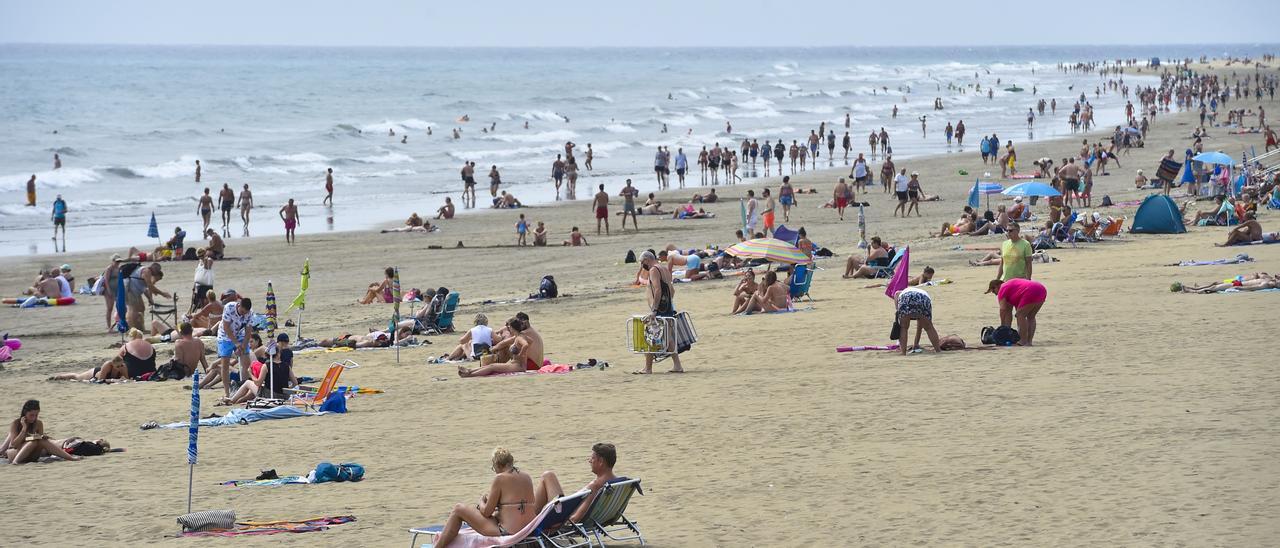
[2,41,1278,51]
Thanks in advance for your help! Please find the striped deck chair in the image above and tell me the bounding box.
[573,478,645,546]
[869,251,904,279]
[284,360,358,410]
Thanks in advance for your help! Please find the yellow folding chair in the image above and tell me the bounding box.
[284,359,359,410]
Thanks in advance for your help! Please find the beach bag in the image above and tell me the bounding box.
[155,359,185,381]
[891,320,902,340]
[624,250,637,263]
[992,325,1020,346]
[980,326,996,345]
[182,247,198,261]
[337,462,365,482]
[178,509,236,532]
[313,462,365,483]
[318,390,347,413]
[539,275,558,299]
[118,262,142,279]
[1100,195,1113,207]
[193,263,214,286]
[67,440,107,457]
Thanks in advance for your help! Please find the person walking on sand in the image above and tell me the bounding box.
[218,184,234,235]
[237,184,253,236]
[26,175,36,206]
[833,177,850,221]
[51,194,67,249]
[197,188,214,237]
[619,179,639,231]
[194,160,201,183]
[279,199,299,245]
[323,168,334,206]
[636,251,685,374]
[593,184,610,235]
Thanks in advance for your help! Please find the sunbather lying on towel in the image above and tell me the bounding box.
[431,448,537,547]
[48,355,128,382]
[318,331,392,349]
[459,317,543,377]
[1172,273,1279,293]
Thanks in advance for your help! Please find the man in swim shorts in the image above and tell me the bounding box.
[208,297,252,397]
[279,198,299,245]
[833,178,850,220]
[592,184,610,235]
[618,179,639,231]
[218,184,235,234]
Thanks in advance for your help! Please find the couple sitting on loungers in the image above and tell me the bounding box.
[429,443,624,547]
[457,312,542,377]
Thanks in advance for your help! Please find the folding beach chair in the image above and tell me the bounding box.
[868,251,904,279]
[284,359,358,410]
[573,478,645,546]
[1102,216,1126,237]
[408,490,591,548]
[150,295,180,333]
[417,292,460,335]
[627,313,696,358]
[788,262,813,301]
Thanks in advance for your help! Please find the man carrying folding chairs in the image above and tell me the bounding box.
[633,251,692,374]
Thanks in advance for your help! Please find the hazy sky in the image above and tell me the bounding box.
[2,0,1278,47]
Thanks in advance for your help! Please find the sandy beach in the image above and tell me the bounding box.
[2,60,1279,546]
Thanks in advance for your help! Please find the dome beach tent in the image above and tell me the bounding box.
[1129,194,1186,234]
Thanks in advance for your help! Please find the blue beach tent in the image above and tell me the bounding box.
[1129,194,1186,234]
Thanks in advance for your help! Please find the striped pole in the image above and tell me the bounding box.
[187,370,200,513]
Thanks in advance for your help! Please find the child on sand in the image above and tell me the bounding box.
[516,214,528,246]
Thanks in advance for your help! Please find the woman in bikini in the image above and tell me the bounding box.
[458,318,542,377]
[431,448,536,546]
[48,355,128,382]
[3,400,81,465]
[358,267,396,305]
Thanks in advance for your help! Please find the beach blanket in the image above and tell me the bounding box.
[1155,158,1182,182]
[182,515,355,537]
[1170,254,1253,266]
[221,476,310,487]
[157,406,327,429]
[837,344,901,352]
[1220,288,1280,294]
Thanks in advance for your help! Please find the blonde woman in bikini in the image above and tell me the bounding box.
[431,448,536,545]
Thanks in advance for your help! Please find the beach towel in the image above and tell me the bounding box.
[1219,288,1280,294]
[419,491,583,548]
[221,476,310,487]
[837,344,901,352]
[157,406,327,429]
[182,515,355,537]
[1170,254,1253,266]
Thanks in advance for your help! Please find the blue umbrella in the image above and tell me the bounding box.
[1192,151,1234,166]
[147,212,159,239]
[115,272,128,334]
[967,179,981,209]
[187,370,200,513]
[1002,181,1062,197]
[974,181,1004,210]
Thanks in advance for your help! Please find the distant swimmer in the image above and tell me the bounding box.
[279,198,299,245]
[725,121,733,134]
[194,159,201,182]
[26,175,36,206]
[662,123,668,133]
[457,114,470,123]
[389,128,395,136]
[401,135,408,143]
[452,128,459,139]
[892,105,898,118]
[323,167,334,206]
[845,113,851,128]
[427,126,433,136]
[53,153,61,170]
[197,188,214,236]
[668,92,674,100]
[523,121,529,129]
[490,122,496,131]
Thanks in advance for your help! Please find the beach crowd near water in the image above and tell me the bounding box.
[3,50,1280,546]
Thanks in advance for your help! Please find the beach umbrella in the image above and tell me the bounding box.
[147,212,160,246]
[725,238,810,265]
[391,267,402,363]
[186,370,200,514]
[1001,182,1061,198]
[284,258,310,338]
[975,181,1004,210]
[738,199,747,233]
[114,272,128,339]
[265,281,278,394]
[1192,151,1234,166]
[884,246,910,300]
[857,203,868,249]
[967,179,981,209]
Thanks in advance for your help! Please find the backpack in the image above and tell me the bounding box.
[980,326,996,345]
[182,247,198,260]
[154,359,186,381]
[118,262,142,279]
[539,275,558,299]
[624,250,637,264]
[1100,195,1113,207]
[991,325,1020,346]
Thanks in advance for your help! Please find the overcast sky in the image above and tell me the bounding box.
[2,0,1277,48]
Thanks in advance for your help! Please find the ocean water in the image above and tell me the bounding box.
[1,43,1274,256]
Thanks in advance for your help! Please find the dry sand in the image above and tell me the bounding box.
[1,61,1279,546]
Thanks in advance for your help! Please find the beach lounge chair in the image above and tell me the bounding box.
[150,295,180,333]
[1101,216,1126,236]
[418,292,461,335]
[284,359,358,410]
[572,478,645,546]
[407,490,591,548]
[788,263,813,301]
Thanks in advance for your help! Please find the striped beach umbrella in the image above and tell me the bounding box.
[186,370,200,513]
[857,203,867,249]
[725,237,810,265]
[265,281,278,393]
[147,212,159,239]
[391,267,402,362]
[115,273,128,335]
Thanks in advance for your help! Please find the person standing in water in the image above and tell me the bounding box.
[279,198,299,245]
[197,188,214,237]
[218,184,234,235]
[53,153,61,170]
[584,143,594,171]
[323,168,334,206]
[237,184,253,236]
[26,175,36,206]
[194,160,201,183]
[51,194,67,249]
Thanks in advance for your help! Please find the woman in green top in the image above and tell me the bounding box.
[997,223,1033,281]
